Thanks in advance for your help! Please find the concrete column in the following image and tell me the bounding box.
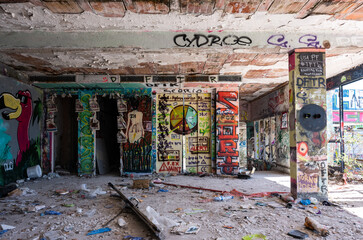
[289,49,328,200]
[216,90,239,175]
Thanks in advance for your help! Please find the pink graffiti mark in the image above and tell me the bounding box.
[0,90,32,166]
[102,77,108,82]
[332,111,363,123]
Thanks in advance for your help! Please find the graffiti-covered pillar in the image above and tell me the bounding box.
[77,91,95,176]
[216,90,239,175]
[289,49,328,200]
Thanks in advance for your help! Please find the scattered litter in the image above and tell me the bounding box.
[240,204,256,209]
[118,217,127,227]
[86,227,111,236]
[304,217,329,236]
[27,165,42,179]
[287,230,309,239]
[133,179,150,189]
[0,224,15,230]
[83,209,96,217]
[242,233,267,240]
[62,203,74,207]
[171,223,200,235]
[238,167,255,179]
[145,206,179,231]
[170,208,182,213]
[157,189,169,193]
[43,230,65,240]
[141,195,148,198]
[8,187,37,197]
[222,225,234,229]
[184,208,208,215]
[267,201,284,209]
[0,230,9,236]
[286,203,293,209]
[280,194,294,203]
[123,235,144,240]
[322,200,337,206]
[76,208,83,214]
[255,202,267,206]
[80,184,90,192]
[309,197,318,204]
[300,199,311,205]
[55,189,69,195]
[43,172,60,180]
[44,210,62,215]
[214,195,234,201]
[63,225,73,232]
[26,205,46,212]
[104,204,114,209]
[185,225,200,234]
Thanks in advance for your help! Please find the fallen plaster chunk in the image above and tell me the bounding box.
[1,224,15,230]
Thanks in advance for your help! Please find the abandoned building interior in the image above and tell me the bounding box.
[0,0,362,239]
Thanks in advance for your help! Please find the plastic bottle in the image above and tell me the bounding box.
[213,196,234,201]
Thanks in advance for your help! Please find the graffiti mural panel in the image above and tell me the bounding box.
[216,90,239,175]
[121,92,152,173]
[156,92,212,174]
[156,93,183,173]
[197,93,211,173]
[0,76,42,185]
[78,91,95,176]
[184,94,199,173]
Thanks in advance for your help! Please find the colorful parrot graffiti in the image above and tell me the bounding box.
[0,90,32,166]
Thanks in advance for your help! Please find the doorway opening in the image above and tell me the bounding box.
[54,96,78,174]
[97,97,120,175]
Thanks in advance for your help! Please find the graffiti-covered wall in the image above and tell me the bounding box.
[0,76,43,185]
[76,87,152,176]
[155,92,212,174]
[121,89,152,173]
[249,85,290,172]
[250,85,289,121]
[216,90,239,175]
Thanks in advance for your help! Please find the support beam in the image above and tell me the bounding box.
[289,48,328,200]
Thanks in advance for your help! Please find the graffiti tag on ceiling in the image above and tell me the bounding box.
[174,34,252,48]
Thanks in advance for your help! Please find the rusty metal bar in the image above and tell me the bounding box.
[108,182,165,240]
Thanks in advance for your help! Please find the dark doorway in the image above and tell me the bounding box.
[97,97,120,174]
[55,96,78,173]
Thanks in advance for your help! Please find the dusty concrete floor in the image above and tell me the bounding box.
[0,171,362,240]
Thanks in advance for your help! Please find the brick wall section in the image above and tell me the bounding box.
[41,0,84,14]
[89,1,126,17]
[312,0,354,15]
[268,0,308,14]
[244,68,287,79]
[180,0,216,15]
[224,0,260,14]
[124,0,169,14]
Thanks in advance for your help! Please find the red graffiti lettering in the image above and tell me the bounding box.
[217,91,238,114]
[159,162,181,173]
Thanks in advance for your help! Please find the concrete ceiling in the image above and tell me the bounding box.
[0,0,363,101]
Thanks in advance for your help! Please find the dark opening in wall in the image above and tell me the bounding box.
[55,96,78,173]
[97,97,120,174]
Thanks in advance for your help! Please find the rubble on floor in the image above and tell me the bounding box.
[0,172,361,239]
